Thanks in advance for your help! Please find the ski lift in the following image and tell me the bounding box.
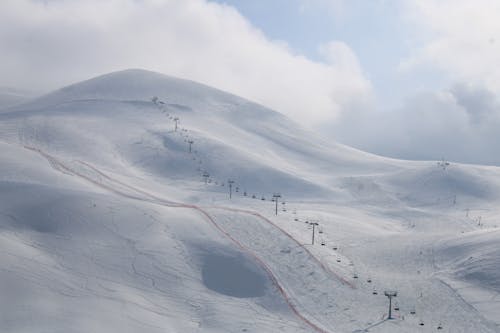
[367,278,372,283]
[394,302,399,311]
[372,289,378,295]
[353,273,358,279]
[261,196,265,201]
[321,240,326,246]
[419,321,424,326]
[410,308,416,315]
[235,187,239,192]
[243,191,247,196]
[318,228,323,234]
[252,195,256,199]
[336,258,341,263]
[294,218,299,221]
[437,323,443,330]
[333,246,338,250]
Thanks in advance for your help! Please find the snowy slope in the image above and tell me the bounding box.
[1,69,500,332]
[0,87,33,110]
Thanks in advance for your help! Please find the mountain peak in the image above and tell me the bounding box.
[25,69,241,109]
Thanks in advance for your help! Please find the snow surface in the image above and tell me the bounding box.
[0,87,34,110]
[1,69,499,332]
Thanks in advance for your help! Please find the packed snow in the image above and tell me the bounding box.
[0,69,499,332]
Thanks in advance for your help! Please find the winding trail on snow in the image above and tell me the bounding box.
[24,145,353,333]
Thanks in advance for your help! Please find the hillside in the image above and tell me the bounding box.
[0,87,34,110]
[0,69,499,332]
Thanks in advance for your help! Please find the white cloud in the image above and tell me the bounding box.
[0,0,372,127]
[401,0,500,92]
[325,0,500,165]
[332,84,500,165]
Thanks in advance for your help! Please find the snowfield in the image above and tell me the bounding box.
[0,69,499,332]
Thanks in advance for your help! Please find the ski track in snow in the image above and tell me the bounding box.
[21,144,500,332]
[24,144,344,333]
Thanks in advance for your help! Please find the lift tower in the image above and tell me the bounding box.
[228,179,235,199]
[272,193,281,215]
[384,290,397,319]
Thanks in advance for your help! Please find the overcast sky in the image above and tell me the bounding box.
[1,0,500,165]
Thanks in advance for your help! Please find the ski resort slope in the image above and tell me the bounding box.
[1,69,500,332]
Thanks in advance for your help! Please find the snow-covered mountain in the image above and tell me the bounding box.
[1,69,499,332]
[0,87,34,110]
